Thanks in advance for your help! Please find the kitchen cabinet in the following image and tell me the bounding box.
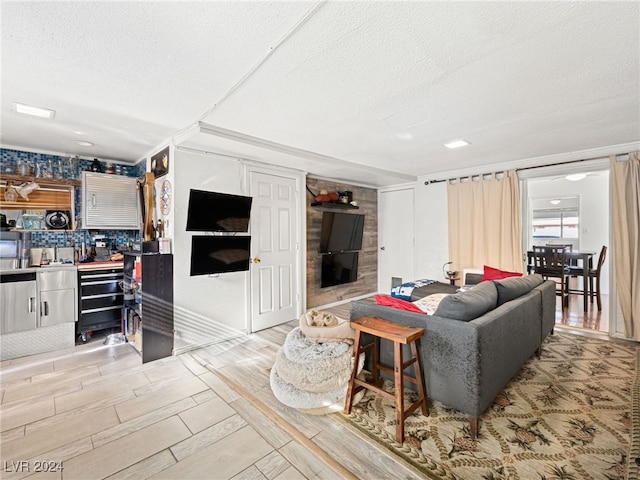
[1,175,77,231]
[38,269,77,327]
[77,265,123,343]
[0,175,77,211]
[0,272,37,334]
[82,172,140,230]
[0,266,77,361]
[124,252,173,363]
[0,268,77,334]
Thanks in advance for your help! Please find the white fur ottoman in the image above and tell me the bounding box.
[270,320,363,413]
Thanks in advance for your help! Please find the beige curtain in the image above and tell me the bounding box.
[610,152,640,340]
[447,170,522,274]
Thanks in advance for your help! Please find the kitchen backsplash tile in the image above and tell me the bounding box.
[1,148,145,180]
[1,148,146,250]
[30,230,141,249]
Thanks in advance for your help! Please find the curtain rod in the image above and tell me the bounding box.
[423,154,623,186]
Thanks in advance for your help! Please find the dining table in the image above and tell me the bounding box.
[527,250,595,311]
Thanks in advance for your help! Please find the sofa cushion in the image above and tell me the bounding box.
[433,281,498,321]
[375,294,426,314]
[390,279,436,300]
[413,293,450,315]
[482,265,523,281]
[493,274,544,306]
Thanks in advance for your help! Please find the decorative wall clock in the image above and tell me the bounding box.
[160,179,172,215]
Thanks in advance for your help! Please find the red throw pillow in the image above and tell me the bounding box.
[374,294,426,314]
[482,265,523,281]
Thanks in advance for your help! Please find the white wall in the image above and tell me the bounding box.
[527,172,609,293]
[409,172,609,292]
[172,148,250,353]
[153,145,176,240]
[413,180,450,280]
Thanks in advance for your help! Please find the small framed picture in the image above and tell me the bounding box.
[151,146,169,178]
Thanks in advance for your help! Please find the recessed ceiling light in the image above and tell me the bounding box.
[550,199,561,205]
[394,132,414,141]
[74,140,94,147]
[444,139,470,149]
[565,173,587,181]
[13,102,55,119]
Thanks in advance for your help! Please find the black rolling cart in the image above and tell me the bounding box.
[76,264,124,343]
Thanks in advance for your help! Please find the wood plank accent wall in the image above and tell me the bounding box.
[306,177,377,309]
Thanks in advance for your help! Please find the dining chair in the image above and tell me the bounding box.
[567,245,607,311]
[546,244,573,251]
[547,244,578,268]
[532,245,569,308]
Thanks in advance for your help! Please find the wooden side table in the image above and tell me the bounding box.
[344,316,429,443]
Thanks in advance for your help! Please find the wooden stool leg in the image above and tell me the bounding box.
[348,317,430,444]
[411,339,429,416]
[344,331,362,414]
[394,341,405,443]
[372,335,380,387]
[469,417,479,439]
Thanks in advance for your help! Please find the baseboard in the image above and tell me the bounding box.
[172,331,247,356]
[315,292,376,311]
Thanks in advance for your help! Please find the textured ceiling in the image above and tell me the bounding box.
[1,1,638,186]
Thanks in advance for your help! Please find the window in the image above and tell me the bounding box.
[530,196,579,246]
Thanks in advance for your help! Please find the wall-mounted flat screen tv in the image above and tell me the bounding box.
[319,212,365,253]
[321,252,359,288]
[186,189,253,232]
[190,235,251,276]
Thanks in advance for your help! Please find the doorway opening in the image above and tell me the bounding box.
[524,169,610,334]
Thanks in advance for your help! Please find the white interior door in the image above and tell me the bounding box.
[378,188,415,293]
[249,171,299,332]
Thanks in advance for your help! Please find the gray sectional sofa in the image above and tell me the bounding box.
[349,274,556,438]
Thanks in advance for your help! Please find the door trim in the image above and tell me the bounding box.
[521,164,619,339]
[244,163,306,333]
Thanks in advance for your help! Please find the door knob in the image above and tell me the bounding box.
[380,246,386,250]
[253,257,261,263]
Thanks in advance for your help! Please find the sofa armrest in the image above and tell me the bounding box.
[349,293,543,419]
[535,280,557,342]
[462,268,484,285]
[350,300,481,415]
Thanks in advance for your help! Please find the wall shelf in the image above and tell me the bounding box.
[0,175,75,210]
[310,202,359,209]
[0,174,81,187]
[8,229,75,233]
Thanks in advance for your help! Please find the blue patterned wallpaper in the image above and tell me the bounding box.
[1,148,146,249]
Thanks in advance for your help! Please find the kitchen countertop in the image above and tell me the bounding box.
[1,264,77,274]
[1,261,124,274]
[77,261,124,270]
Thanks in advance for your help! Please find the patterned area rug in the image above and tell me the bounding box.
[336,333,640,480]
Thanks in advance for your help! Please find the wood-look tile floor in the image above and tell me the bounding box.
[555,291,609,333]
[0,292,609,480]
[0,321,422,480]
